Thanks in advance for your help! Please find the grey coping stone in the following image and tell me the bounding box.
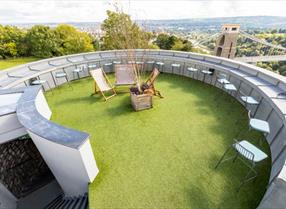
[174,52,189,58]
[0,104,17,116]
[84,54,101,60]
[272,99,286,115]
[16,86,89,149]
[29,63,52,71]
[259,85,284,98]
[0,88,26,95]
[221,60,240,69]
[48,59,70,66]
[0,76,20,87]
[188,53,204,60]
[100,52,116,58]
[258,72,280,86]
[159,51,174,56]
[239,65,261,76]
[258,178,286,209]
[244,76,274,86]
[205,56,222,64]
[7,71,32,78]
[0,88,25,116]
[67,57,85,63]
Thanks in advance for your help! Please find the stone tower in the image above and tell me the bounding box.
[214,24,240,59]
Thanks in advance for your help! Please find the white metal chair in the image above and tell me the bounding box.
[113,61,121,65]
[215,139,268,191]
[155,62,164,72]
[87,64,97,71]
[187,67,198,79]
[239,90,259,115]
[103,62,113,73]
[31,78,53,94]
[201,69,213,82]
[248,110,270,139]
[72,66,85,80]
[223,83,237,99]
[215,72,230,87]
[171,63,181,74]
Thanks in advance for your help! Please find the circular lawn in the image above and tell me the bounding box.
[46,73,270,209]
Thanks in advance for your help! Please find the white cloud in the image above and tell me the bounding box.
[0,0,285,24]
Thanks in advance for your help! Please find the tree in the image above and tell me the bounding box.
[154,33,193,51]
[25,25,59,58]
[0,25,26,58]
[55,24,94,55]
[154,34,176,50]
[101,10,152,50]
[171,39,184,51]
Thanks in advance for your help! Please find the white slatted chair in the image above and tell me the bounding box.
[215,139,268,191]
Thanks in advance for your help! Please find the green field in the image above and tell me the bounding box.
[0,57,40,70]
[46,74,271,209]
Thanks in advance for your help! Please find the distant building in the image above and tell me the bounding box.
[214,24,240,59]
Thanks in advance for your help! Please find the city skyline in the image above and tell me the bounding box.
[0,0,286,24]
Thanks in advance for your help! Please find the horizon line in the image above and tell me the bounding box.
[1,15,286,25]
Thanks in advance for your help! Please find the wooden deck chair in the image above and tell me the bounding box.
[90,68,116,101]
[145,68,163,98]
[114,64,136,86]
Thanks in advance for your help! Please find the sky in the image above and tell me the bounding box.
[0,0,286,24]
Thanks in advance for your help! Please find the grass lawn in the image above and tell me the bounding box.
[0,57,40,70]
[46,73,271,209]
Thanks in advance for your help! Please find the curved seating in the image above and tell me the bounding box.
[0,49,286,208]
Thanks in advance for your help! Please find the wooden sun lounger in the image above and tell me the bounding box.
[90,68,116,101]
[114,64,136,86]
[145,68,163,98]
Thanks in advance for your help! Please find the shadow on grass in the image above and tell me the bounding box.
[106,95,134,117]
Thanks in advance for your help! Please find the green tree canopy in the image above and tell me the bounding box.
[154,33,193,52]
[154,34,176,50]
[55,24,94,55]
[25,25,59,58]
[0,25,26,58]
[101,10,152,50]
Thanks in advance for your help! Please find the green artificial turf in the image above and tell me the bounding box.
[46,73,271,209]
[0,57,40,70]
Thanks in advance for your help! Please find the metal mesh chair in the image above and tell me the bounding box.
[171,63,181,74]
[215,72,230,87]
[155,62,164,72]
[30,78,53,94]
[238,91,259,116]
[215,139,268,191]
[54,71,72,89]
[72,66,85,80]
[248,110,270,143]
[187,67,198,79]
[248,110,270,134]
[201,69,213,82]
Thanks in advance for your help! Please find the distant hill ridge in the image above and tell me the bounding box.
[139,16,286,29]
[9,16,286,30]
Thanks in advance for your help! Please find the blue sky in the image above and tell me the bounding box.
[0,0,285,24]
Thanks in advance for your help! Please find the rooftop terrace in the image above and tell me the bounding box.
[0,50,285,209]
